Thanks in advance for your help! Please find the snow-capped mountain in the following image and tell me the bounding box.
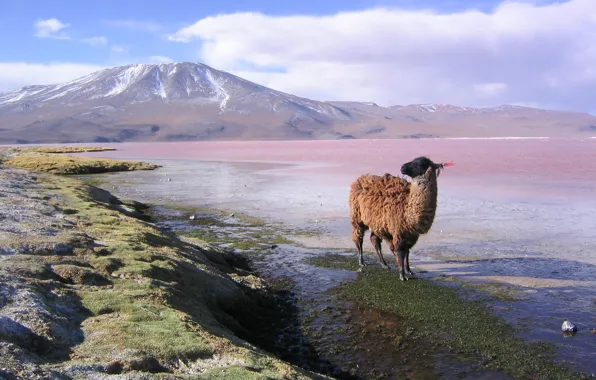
[0,62,594,143]
[0,62,350,118]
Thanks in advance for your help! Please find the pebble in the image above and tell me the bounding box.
[562,320,577,332]
[189,215,195,220]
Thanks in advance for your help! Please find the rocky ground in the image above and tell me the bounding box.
[0,165,326,379]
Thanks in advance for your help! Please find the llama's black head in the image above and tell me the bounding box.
[400,156,443,178]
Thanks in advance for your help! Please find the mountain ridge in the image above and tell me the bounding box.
[1,62,595,143]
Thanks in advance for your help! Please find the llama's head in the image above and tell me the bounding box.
[400,156,445,179]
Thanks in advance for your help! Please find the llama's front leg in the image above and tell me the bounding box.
[370,232,389,269]
[393,237,407,281]
[352,224,367,267]
[404,237,418,277]
[404,249,414,277]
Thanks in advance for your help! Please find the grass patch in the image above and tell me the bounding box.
[333,268,586,379]
[79,284,212,360]
[4,153,159,174]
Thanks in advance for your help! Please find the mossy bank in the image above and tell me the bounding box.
[311,254,589,380]
[0,165,326,379]
[0,146,159,174]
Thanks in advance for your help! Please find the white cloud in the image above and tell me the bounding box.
[0,62,103,92]
[34,18,70,39]
[169,0,596,111]
[473,82,508,97]
[110,45,128,54]
[81,36,108,46]
[105,20,162,32]
[34,18,108,47]
[147,56,174,64]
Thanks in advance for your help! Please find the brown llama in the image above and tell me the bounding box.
[349,156,452,281]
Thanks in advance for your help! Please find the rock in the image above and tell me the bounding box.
[589,328,596,334]
[167,178,171,182]
[270,244,278,249]
[104,360,124,374]
[52,264,110,286]
[189,215,195,220]
[230,213,235,217]
[0,316,48,351]
[562,320,577,332]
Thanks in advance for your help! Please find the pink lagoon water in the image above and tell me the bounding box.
[80,138,596,375]
[82,138,596,253]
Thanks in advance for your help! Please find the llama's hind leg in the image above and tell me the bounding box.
[352,223,367,267]
[370,232,389,269]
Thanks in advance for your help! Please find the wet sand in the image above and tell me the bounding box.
[81,138,596,375]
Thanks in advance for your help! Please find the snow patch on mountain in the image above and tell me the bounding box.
[106,65,148,97]
[203,69,230,112]
[153,69,167,99]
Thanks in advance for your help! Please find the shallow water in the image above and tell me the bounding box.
[83,139,596,376]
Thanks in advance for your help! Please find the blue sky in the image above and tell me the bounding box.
[1,0,509,64]
[0,0,594,112]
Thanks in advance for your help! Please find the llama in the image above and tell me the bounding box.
[349,156,452,281]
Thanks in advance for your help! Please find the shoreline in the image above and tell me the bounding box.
[0,165,328,379]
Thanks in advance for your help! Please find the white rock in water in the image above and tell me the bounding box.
[167,178,172,182]
[189,215,196,220]
[562,320,577,332]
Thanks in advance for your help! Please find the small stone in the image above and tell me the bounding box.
[189,215,195,220]
[167,178,171,182]
[589,328,596,334]
[270,244,277,249]
[562,320,577,332]
[230,213,235,217]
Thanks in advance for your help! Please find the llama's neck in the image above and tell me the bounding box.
[405,170,438,234]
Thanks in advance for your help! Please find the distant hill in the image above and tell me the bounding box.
[1,62,594,143]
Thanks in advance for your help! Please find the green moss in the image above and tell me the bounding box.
[201,366,269,379]
[22,146,117,154]
[3,150,159,174]
[308,253,360,271]
[462,281,524,302]
[78,301,213,360]
[180,212,293,254]
[201,365,289,379]
[334,268,584,379]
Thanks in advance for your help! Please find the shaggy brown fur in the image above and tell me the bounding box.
[349,157,442,281]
